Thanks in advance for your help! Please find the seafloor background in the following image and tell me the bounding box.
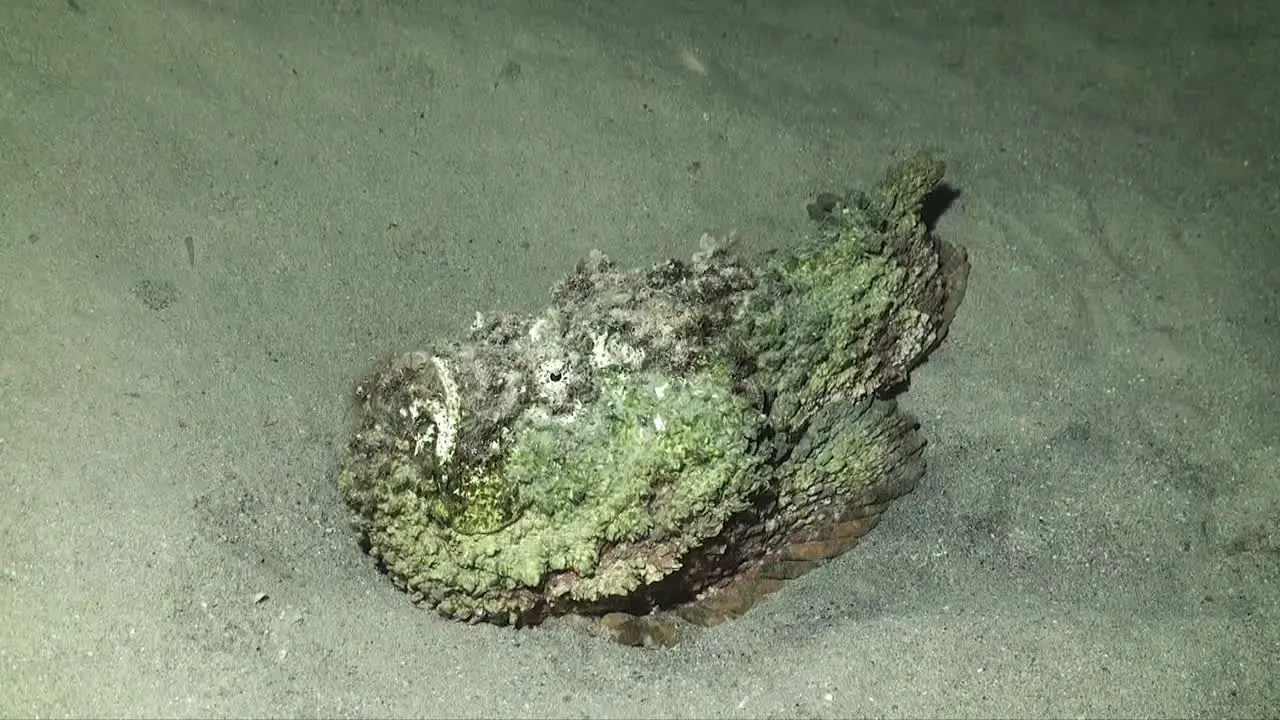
[1,1,1276,717]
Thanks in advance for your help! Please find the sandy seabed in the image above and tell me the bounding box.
[1,1,1276,717]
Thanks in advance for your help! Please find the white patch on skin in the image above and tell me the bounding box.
[407,357,462,462]
[591,330,646,370]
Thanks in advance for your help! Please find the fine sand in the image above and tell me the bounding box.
[1,1,1276,717]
